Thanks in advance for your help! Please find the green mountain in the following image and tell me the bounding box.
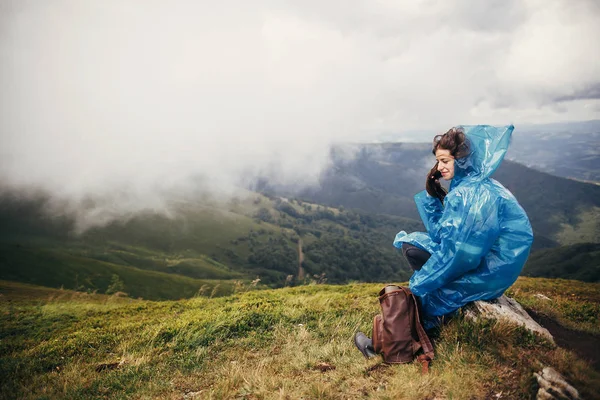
[0,244,235,300]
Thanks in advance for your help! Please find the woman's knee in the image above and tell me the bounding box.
[401,243,431,271]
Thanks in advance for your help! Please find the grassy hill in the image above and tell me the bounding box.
[1,277,598,399]
[0,244,237,300]
[0,191,416,294]
[0,191,283,272]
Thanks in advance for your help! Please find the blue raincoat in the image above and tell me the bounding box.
[393,125,533,327]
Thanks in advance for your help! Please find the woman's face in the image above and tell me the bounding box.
[435,148,455,180]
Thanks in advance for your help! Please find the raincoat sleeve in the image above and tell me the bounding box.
[414,190,444,234]
[409,187,500,296]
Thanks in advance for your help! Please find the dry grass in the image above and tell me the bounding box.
[1,279,599,399]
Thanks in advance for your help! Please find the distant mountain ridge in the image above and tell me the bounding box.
[507,124,600,183]
[378,120,600,183]
[268,141,600,249]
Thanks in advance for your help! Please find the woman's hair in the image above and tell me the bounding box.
[426,127,470,203]
[432,127,469,158]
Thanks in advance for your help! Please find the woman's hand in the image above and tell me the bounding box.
[426,162,447,202]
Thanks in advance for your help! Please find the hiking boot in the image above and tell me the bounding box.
[354,331,377,358]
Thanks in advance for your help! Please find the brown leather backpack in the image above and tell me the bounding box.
[372,285,435,373]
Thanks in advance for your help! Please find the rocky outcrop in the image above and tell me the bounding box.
[464,295,555,344]
[534,367,580,400]
[466,296,583,399]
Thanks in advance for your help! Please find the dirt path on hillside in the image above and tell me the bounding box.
[528,309,600,371]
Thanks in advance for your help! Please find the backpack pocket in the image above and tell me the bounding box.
[372,314,383,354]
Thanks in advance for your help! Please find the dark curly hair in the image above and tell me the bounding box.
[426,127,470,203]
[432,127,470,158]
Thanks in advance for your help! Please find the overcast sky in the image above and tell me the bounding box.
[1,0,599,227]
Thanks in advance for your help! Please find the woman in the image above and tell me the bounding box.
[355,125,534,356]
[394,125,533,329]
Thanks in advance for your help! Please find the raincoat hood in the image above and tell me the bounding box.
[451,125,514,187]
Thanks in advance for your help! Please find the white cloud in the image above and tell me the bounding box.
[0,0,598,228]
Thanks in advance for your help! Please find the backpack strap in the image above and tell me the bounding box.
[400,287,435,373]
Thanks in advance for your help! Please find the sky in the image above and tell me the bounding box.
[1,0,599,228]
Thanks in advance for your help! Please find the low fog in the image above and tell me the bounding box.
[1,0,599,230]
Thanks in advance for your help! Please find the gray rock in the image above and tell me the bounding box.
[464,295,555,344]
[534,293,552,301]
[534,367,580,400]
